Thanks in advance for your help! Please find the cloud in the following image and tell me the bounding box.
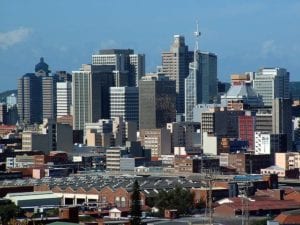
[0,27,32,50]
[100,39,117,49]
[261,40,278,57]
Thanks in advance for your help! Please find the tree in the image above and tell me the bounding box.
[155,186,194,216]
[130,180,142,225]
[0,202,20,224]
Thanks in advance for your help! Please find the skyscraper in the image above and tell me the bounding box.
[72,64,92,130]
[110,87,139,123]
[139,74,176,130]
[253,68,290,106]
[184,24,218,121]
[200,52,218,103]
[272,98,293,150]
[42,76,56,120]
[18,73,42,124]
[18,58,57,124]
[92,49,145,86]
[56,81,72,118]
[162,35,193,113]
[72,64,115,130]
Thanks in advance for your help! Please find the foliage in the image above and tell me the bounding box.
[0,202,20,224]
[250,218,268,225]
[130,180,142,225]
[154,186,194,216]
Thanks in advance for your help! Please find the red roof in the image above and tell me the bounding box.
[218,196,300,211]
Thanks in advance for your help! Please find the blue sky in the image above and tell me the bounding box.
[1,0,300,91]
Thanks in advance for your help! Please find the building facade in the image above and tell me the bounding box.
[161,35,193,113]
[110,87,139,123]
[253,68,290,106]
[139,74,176,130]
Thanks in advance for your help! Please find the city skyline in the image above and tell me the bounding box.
[1,0,300,92]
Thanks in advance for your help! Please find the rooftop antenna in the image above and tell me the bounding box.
[194,20,201,53]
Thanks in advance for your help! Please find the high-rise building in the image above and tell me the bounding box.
[42,76,56,120]
[56,81,72,118]
[72,64,92,130]
[18,73,42,124]
[139,74,176,130]
[139,128,172,158]
[110,87,139,123]
[238,112,256,150]
[162,35,193,113]
[92,49,145,86]
[272,98,293,150]
[253,68,290,106]
[6,93,18,125]
[0,103,7,124]
[199,52,218,104]
[185,52,218,121]
[18,58,57,124]
[255,109,273,133]
[72,64,115,130]
[185,51,200,122]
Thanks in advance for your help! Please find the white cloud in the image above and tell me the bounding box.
[100,39,117,49]
[261,40,278,57]
[0,27,32,50]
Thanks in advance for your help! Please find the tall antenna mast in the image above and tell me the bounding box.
[194,20,201,53]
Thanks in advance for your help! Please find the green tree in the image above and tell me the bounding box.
[130,180,142,225]
[250,218,268,225]
[0,202,20,224]
[155,186,194,216]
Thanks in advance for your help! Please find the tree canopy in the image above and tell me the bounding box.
[130,180,142,225]
[154,186,194,216]
[0,201,20,224]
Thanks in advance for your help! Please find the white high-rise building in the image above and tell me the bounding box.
[56,81,72,118]
[253,68,289,106]
[72,64,92,130]
[110,87,139,123]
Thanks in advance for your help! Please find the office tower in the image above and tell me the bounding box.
[42,76,56,119]
[110,87,139,123]
[91,65,115,120]
[139,128,172,158]
[184,24,218,121]
[166,121,200,149]
[201,107,244,140]
[72,64,115,130]
[200,52,218,103]
[56,81,72,118]
[6,93,17,108]
[255,109,273,133]
[238,112,256,150]
[162,35,193,113]
[129,54,145,86]
[72,64,92,130]
[185,26,200,122]
[272,98,293,150]
[18,58,57,124]
[0,103,7,124]
[253,68,290,106]
[18,73,42,124]
[92,49,145,86]
[6,93,18,125]
[139,74,176,130]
